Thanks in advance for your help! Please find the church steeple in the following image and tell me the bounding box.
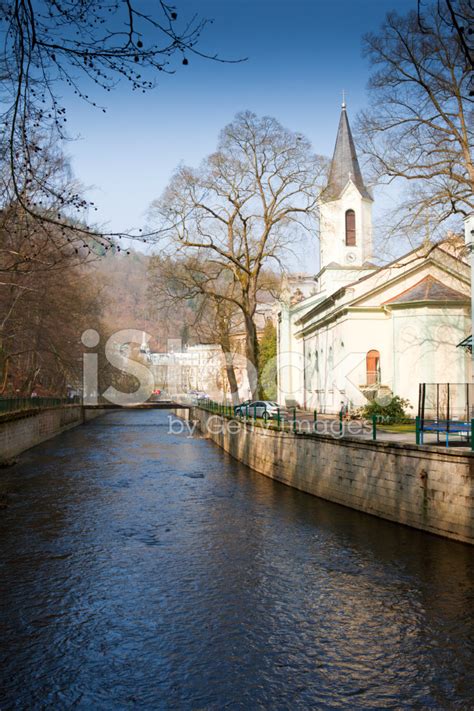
[317,100,374,279]
[324,103,372,202]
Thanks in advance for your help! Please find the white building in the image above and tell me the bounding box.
[277,103,471,413]
[150,343,251,400]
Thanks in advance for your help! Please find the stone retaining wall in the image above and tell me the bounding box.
[177,408,474,545]
[0,407,105,460]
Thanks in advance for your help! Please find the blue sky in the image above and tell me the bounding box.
[64,0,416,265]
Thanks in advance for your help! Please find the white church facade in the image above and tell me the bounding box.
[277,103,471,414]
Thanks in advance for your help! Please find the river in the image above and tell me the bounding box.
[0,410,473,709]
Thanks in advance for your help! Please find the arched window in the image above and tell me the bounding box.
[345,209,356,246]
[366,350,380,385]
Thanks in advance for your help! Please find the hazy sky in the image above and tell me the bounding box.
[64,0,416,266]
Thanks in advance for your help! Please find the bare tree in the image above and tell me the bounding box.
[149,111,325,398]
[149,254,249,402]
[418,0,473,91]
[0,245,104,395]
[0,1,235,243]
[358,1,473,243]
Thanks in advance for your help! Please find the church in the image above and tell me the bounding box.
[277,102,471,414]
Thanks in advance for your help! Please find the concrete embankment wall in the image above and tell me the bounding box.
[176,407,474,545]
[0,407,105,460]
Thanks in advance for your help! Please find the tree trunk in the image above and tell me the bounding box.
[244,314,259,400]
[220,335,240,405]
[224,356,240,405]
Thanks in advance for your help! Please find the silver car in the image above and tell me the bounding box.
[235,400,280,418]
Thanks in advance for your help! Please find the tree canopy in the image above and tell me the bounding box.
[359,0,473,243]
[149,110,325,397]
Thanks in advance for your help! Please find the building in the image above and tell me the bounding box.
[277,102,471,413]
[150,342,252,400]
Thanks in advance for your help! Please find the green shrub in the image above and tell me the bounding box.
[361,396,411,424]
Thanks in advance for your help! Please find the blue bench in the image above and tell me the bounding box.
[419,419,472,447]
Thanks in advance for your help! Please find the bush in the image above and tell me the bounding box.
[361,396,411,424]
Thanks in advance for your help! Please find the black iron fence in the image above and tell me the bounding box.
[0,397,80,415]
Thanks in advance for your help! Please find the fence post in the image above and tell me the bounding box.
[372,415,377,441]
[253,404,257,421]
[471,419,474,451]
[313,410,317,433]
[293,407,297,434]
[339,411,343,437]
[276,408,280,430]
[264,407,268,426]
[415,416,421,445]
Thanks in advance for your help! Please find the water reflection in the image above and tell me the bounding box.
[0,410,473,709]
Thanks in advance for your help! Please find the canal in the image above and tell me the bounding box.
[0,410,473,709]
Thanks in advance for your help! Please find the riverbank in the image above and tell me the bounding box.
[176,407,474,545]
[0,406,106,461]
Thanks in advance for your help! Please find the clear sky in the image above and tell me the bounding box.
[64,0,416,266]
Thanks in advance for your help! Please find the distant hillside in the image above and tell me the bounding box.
[92,250,184,350]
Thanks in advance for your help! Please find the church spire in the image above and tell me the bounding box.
[323,102,371,201]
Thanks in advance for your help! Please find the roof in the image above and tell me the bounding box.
[384,275,468,305]
[294,241,470,333]
[322,105,372,201]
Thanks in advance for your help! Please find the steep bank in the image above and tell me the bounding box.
[176,407,474,545]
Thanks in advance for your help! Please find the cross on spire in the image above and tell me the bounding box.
[342,89,346,109]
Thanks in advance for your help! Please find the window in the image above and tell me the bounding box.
[366,350,380,385]
[345,209,356,246]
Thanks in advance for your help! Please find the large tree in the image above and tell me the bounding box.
[358,0,473,241]
[148,254,275,402]
[149,111,325,399]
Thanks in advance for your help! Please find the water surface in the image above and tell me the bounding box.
[0,410,473,709]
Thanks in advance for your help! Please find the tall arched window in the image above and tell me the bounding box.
[366,350,380,385]
[345,209,356,246]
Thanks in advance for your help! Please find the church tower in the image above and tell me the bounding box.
[318,101,374,280]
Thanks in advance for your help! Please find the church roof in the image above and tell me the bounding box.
[384,276,468,305]
[295,242,470,331]
[323,104,372,201]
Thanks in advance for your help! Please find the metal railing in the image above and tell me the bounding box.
[196,400,425,445]
[198,399,310,435]
[0,397,79,415]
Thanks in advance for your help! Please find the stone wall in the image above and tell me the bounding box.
[177,408,474,545]
[0,407,104,460]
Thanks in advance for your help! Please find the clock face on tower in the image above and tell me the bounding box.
[346,251,356,263]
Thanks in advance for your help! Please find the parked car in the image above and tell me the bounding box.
[233,399,251,415]
[234,400,281,419]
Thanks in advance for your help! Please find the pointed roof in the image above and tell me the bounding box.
[384,276,468,305]
[323,104,372,201]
